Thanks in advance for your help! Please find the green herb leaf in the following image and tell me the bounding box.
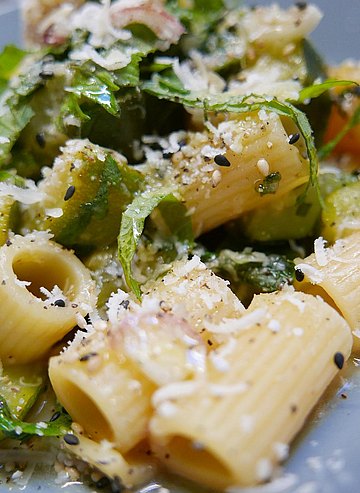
[255,172,282,196]
[207,249,295,293]
[66,64,121,117]
[0,396,71,441]
[298,79,358,103]
[143,71,319,190]
[0,45,28,85]
[118,188,178,298]
[0,104,34,166]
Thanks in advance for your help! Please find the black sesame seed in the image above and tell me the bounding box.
[120,300,130,310]
[63,433,80,445]
[50,411,61,422]
[288,133,300,145]
[54,299,66,307]
[80,352,98,362]
[214,154,231,167]
[334,352,345,370]
[5,239,12,247]
[110,476,124,493]
[35,133,46,148]
[295,268,305,282]
[295,1,307,10]
[64,185,75,201]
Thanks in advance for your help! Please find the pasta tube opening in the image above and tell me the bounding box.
[55,378,115,442]
[154,434,233,490]
[0,234,96,364]
[12,248,81,300]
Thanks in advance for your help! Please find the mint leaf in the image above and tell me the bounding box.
[0,45,28,83]
[143,71,319,191]
[118,188,178,298]
[66,64,120,117]
[298,79,358,103]
[0,396,71,441]
[0,104,34,166]
[206,249,295,293]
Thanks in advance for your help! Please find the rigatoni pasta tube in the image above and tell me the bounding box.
[0,233,96,364]
[49,331,156,453]
[295,233,360,351]
[155,112,309,236]
[149,289,352,489]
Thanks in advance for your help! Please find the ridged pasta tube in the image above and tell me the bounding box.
[295,233,360,351]
[49,331,156,453]
[0,233,96,364]
[155,112,309,236]
[149,289,352,489]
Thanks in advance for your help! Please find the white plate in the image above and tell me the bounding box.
[0,2,359,492]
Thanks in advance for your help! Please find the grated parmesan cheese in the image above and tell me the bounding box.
[204,308,267,334]
[295,263,324,284]
[314,237,329,267]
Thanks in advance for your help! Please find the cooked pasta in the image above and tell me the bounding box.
[0,233,96,364]
[149,289,352,489]
[0,1,358,491]
[295,233,360,351]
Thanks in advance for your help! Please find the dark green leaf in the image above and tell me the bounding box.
[0,396,71,441]
[207,249,295,293]
[255,172,282,196]
[302,39,328,84]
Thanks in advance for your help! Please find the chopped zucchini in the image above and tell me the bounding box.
[0,363,46,440]
[240,184,320,241]
[22,140,145,249]
[321,180,360,242]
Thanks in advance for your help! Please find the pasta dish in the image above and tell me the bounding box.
[0,0,359,491]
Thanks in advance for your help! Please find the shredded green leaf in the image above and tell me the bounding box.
[206,249,295,293]
[118,188,184,298]
[298,79,358,103]
[0,396,71,441]
[255,172,282,196]
[143,71,319,191]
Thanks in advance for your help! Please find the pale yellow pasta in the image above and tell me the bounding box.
[147,112,309,237]
[295,232,360,351]
[49,331,156,453]
[0,233,96,364]
[149,289,352,489]
[142,255,245,342]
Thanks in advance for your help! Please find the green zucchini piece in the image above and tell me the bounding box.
[240,184,321,242]
[0,171,25,244]
[0,363,46,440]
[84,245,126,309]
[23,140,145,249]
[321,180,360,242]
